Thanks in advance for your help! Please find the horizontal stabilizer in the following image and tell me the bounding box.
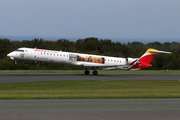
[149,50,171,54]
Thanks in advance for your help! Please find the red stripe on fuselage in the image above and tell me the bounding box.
[129,61,150,69]
[129,59,137,65]
[129,54,155,70]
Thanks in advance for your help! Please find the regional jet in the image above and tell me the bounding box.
[7,48,171,75]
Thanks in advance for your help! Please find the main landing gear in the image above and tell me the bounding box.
[84,69,98,75]
[93,70,98,75]
[84,69,90,75]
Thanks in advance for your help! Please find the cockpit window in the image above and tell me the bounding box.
[15,50,24,52]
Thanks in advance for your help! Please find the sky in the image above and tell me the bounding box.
[0,0,180,40]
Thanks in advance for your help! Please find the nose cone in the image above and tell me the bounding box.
[7,52,16,60]
[7,52,16,57]
[7,52,13,57]
[7,53,10,57]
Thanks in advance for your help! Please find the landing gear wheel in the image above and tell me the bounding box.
[93,71,98,75]
[84,70,90,75]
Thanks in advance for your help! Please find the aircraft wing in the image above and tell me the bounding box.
[83,63,119,67]
[73,62,119,68]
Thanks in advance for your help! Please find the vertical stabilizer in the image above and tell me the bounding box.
[130,48,171,70]
[138,48,157,64]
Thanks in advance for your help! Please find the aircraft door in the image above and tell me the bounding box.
[16,52,19,56]
[26,49,32,58]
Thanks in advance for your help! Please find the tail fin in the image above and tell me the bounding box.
[138,48,171,64]
[130,48,171,70]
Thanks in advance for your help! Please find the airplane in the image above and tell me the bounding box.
[7,47,171,75]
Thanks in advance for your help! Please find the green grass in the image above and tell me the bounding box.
[0,80,180,99]
[0,70,180,73]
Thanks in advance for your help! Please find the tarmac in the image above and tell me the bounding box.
[0,73,180,84]
[0,99,180,120]
[0,73,180,120]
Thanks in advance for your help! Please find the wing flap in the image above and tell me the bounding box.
[74,62,119,68]
[83,63,119,67]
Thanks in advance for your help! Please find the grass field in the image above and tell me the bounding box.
[0,70,179,99]
[0,70,180,73]
[0,80,180,99]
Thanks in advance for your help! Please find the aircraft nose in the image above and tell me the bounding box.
[7,52,16,60]
[7,53,11,57]
[7,52,14,57]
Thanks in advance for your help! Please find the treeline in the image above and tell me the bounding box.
[0,37,180,70]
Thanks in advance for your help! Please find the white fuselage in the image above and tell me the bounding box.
[7,47,137,70]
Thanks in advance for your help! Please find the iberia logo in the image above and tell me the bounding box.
[34,56,39,59]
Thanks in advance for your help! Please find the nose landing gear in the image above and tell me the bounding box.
[15,59,17,64]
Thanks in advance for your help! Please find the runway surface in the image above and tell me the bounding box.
[0,99,180,120]
[1,74,180,120]
[0,73,180,84]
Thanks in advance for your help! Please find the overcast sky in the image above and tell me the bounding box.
[0,0,180,40]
